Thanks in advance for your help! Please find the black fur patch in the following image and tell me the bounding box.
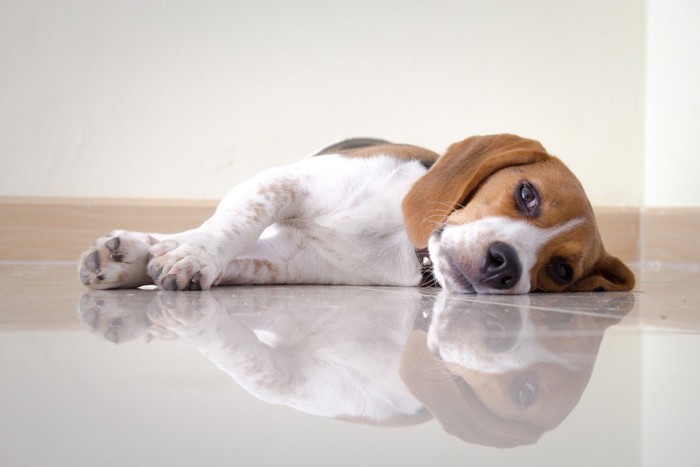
[313,138,392,156]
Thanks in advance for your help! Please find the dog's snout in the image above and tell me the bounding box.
[481,241,522,290]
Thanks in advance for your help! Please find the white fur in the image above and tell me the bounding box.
[216,155,427,287]
[204,155,427,287]
[80,155,427,290]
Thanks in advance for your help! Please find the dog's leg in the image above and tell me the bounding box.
[79,165,306,290]
[144,166,307,290]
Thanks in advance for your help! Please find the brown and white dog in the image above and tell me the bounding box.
[79,134,635,294]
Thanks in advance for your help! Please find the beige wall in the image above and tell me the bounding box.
[3,1,698,207]
[0,0,647,205]
[644,0,700,207]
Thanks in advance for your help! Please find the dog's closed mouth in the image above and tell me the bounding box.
[444,254,477,293]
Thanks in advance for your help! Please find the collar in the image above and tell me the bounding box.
[415,248,439,287]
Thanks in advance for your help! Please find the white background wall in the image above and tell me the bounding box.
[0,0,653,205]
[1,0,698,207]
[644,0,700,207]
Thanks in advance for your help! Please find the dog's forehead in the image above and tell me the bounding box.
[515,159,601,245]
[513,157,585,192]
[452,158,595,226]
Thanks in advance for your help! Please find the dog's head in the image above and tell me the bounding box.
[402,134,635,294]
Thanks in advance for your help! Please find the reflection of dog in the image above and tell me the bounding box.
[79,287,432,425]
[400,293,636,447]
[78,134,634,294]
[79,288,634,447]
[79,291,155,344]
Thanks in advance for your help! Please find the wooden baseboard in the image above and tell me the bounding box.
[1,197,697,264]
[641,208,700,264]
[0,197,215,261]
[592,207,640,263]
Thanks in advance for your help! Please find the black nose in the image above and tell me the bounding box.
[481,242,522,290]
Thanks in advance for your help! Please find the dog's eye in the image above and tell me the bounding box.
[546,258,573,284]
[512,374,538,409]
[520,185,537,209]
[515,181,540,216]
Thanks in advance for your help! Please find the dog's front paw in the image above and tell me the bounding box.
[79,232,155,289]
[146,241,224,291]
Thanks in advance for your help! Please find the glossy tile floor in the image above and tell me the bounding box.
[1,262,699,467]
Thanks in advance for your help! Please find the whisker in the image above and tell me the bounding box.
[417,202,468,232]
[431,200,467,211]
[529,279,547,293]
[420,216,449,224]
[419,209,454,221]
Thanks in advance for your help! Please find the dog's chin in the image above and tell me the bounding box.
[435,255,477,294]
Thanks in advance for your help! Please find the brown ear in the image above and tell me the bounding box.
[565,253,636,292]
[402,134,550,248]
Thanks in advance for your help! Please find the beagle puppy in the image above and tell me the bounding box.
[79,134,635,294]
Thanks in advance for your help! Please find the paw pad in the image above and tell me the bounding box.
[78,233,153,289]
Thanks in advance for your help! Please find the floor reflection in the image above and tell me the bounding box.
[405,292,634,447]
[78,286,634,448]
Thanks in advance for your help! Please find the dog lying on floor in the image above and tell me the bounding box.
[79,134,634,294]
